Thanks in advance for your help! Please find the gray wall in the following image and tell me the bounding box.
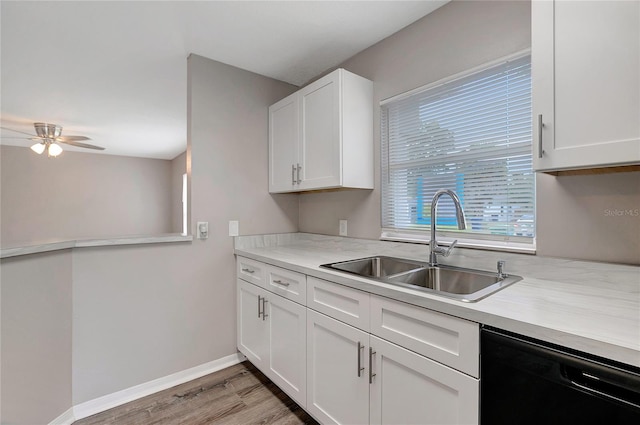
[0,146,174,247]
[1,250,72,424]
[1,53,298,421]
[298,0,640,265]
[537,171,640,264]
[70,55,298,405]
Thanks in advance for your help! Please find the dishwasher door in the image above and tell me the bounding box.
[481,327,640,425]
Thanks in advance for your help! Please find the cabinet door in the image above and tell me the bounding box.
[299,71,341,190]
[266,294,307,407]
[369,336,479,425]
[269,92,299,193]
[237,279,268,369]
[532,0,640,171]
[307,310,369,425]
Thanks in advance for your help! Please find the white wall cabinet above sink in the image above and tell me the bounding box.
[532,0,640,172]
[269,68,374,193]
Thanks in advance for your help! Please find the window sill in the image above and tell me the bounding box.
[380,230,536,255]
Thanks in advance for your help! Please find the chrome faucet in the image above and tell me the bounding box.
[429,189,467,266]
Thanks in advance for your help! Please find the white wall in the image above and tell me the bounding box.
[0,146,174,247]
[298,0,640,265]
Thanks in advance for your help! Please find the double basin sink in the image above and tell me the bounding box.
[321,256,522,302]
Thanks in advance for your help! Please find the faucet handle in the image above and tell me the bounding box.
[442,240,458,257]
[497,260,507,279]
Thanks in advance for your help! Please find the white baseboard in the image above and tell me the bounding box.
[72,352,246,421]
[49,407,75,425]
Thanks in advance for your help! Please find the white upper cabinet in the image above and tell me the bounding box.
[269,93,299,192]
[532,0,640,172]
[269,68,374,193]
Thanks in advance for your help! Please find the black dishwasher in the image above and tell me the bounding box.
[481,326,640,424]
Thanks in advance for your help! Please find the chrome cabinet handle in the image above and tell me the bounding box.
[296,163,302,184]
[261,298,268,321]
[241,268,255,274]
[257,295,262,318]
[369,347,376,383]
[357,342,365,377]
[272,279,290,287]
[292,164,296,185]
[538,114,545,159]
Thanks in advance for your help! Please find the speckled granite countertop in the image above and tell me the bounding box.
[235,233,640,368]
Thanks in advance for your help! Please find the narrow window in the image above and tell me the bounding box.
[182,173,188,235]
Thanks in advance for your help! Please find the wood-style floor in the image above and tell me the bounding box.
[73,361,319,425]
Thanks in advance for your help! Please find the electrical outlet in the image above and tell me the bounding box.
[197,222,209,239]
[229,220,239,237]
[339,220,348,236]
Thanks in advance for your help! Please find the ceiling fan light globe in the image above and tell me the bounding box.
[30,143,46,154]
[48,143,63,157]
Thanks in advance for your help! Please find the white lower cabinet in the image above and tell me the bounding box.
[236,279,307,407]
[369,335,479,425]
[306,309,479,425]
[237,278,268,368]
[237,257,480,425]
[307,309,370,425]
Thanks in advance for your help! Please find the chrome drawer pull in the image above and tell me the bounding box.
[369,347,377,384]
[262,298,268,321]
[273,279,290,286]
[357,342,365,377]
[241,268,255,274]
[538,114,545,158]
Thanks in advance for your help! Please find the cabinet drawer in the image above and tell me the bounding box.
[307,277,370,332]
[237,257,266,287]
[266,266,306,305]
[370,295,479,377]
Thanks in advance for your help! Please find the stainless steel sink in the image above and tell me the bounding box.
[321,256,522,302]
[386,265,522,302]
[323,256,423,279]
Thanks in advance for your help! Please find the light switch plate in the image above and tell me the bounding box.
[339,220,348,236]
[229,220,239,237]
[197,222,208,239]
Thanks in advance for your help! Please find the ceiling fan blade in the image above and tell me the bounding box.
[1,136,32,140]
[58,140,105,150]
[57,135,91,142]
[0,126,37,137]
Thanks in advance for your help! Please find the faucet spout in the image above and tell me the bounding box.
[429,189,466,266]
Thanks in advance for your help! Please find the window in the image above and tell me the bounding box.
[182,173,188,235]
[381,53,535,251]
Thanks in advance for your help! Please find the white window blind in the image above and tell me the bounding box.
[381,54,534,246]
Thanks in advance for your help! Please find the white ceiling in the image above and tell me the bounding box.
[1,0,448,160]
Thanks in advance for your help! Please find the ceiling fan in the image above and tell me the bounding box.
[2,122,105,157]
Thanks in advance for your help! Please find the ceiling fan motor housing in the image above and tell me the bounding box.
[34,122,62,140]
